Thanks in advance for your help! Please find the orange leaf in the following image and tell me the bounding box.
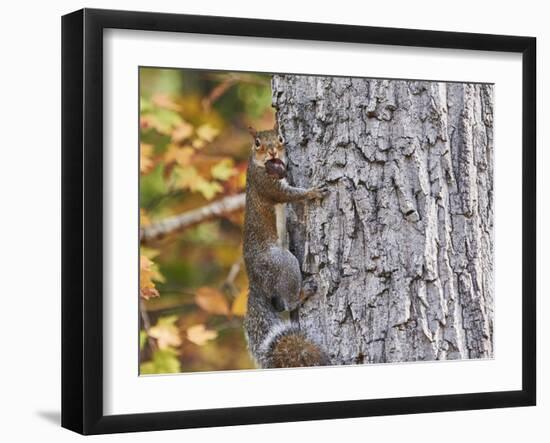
[164,145,195,167]
[140,143,154,174]
[195,287,230,316]
[140,287,159,300]
[140,208,151,227]
[140,255,163,300]
[186,324,218,346]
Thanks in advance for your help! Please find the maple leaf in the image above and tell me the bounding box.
[141,109,183,135]
[192,138,206,150]
[140,348,181,374]
[172,166,223,200]
[186,324,218,346]
[194,180,223,201]
[211,159,238,181]
[140,208,151,227]
[148,315,182,349]
[171,121,194,143]
[196,124,219,143]
[140,287,160,300]
[152,93,182,112]
[140,143,155,174]
[164,145,195,167]
[195,287,230,316]
[140,255,164,300]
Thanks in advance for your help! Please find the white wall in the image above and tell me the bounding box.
[0,0,546,441]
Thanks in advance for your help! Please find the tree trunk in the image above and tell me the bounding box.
[272,75,494,365]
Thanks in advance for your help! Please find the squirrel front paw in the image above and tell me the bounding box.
[307,184,330,199]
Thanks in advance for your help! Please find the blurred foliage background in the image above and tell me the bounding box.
[139,67,274,374]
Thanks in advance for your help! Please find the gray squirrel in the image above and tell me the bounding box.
[243,124,329,368]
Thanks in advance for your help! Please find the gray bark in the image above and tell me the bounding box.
[272,75,494,365]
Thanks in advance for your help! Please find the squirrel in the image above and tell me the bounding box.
[242,123,329,369]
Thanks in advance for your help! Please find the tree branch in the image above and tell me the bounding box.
[140,193,246,243]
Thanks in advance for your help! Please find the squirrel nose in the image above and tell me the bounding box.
[271,296,285,312]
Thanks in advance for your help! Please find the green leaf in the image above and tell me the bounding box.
[139,330,148,351]
[140,163,168,209]
[140,348,181,375]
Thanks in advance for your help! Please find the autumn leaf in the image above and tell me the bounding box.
[140,246,160,260]
[152,93,182,112]
[140,208,151,227]
[231,288,248,317]
[186,324,218,346]
[140,143,154,174]
[141,109,183,135]
[171,121,194,143]
[164,145,195,167]
[194,180,223,201]
[172,166,223,200]
[148,315,182,349]
[172,165,200,189]
[196,123,219,142]
[195,287,230,316]
[140,287,160,300]
[140,255,164,300]
[211,159,238,181]
[192,138,206,150]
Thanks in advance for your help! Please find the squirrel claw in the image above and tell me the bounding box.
[309,184,330,199]
[300,280,318,304]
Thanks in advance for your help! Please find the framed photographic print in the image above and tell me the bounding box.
[61,8,536,435]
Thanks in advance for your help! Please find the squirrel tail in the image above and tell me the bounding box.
[245,289,329,368]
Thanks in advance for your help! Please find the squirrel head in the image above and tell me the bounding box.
[248,124,286,169]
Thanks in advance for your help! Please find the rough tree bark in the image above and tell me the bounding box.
[272,75,494,365]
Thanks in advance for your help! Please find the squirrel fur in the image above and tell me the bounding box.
[243,123,329,368]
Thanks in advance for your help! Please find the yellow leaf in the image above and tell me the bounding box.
[196,124,219,142]
[194,180,223,201]
[173,165,201,189]
[140,208,151,227]
[140,143,154,174]
[211,159,237,181]
[149,316,182,349]
[195,287,230,316]
[231,288,248,317]
[172,166,223,200]
[186,324,218,346]
[140,110,182,135]
[171,121,194,143]
[192,138,206,149]
[238,169,247,189]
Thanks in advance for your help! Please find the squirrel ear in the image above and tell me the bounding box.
[273,120,279,132]
[248,126,258,138]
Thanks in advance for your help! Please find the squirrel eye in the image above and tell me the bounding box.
[278,135,284,144]
[254,138,261,148]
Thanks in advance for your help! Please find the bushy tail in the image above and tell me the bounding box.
[244,288,329,368]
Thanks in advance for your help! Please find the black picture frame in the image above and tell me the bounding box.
[61,8,536,435]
